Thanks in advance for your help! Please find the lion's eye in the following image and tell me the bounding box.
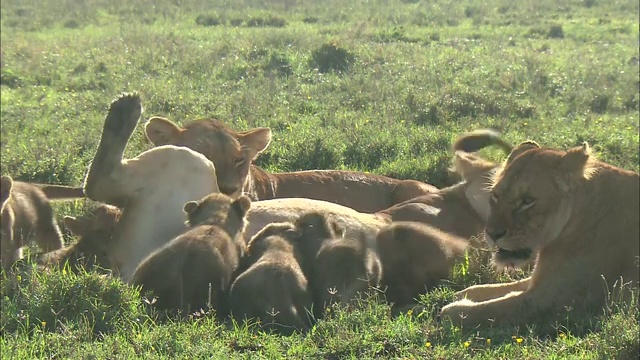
[519,196,535,209]
[490,193,499,204]
[234,158,245,167]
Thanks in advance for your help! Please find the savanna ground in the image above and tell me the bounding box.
[1,0,638,358]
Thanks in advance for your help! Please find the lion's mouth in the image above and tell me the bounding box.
[494,247,533,265]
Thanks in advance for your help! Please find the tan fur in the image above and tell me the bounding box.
[376,221,468,307]
[131,193,250,314]
[229,222,313,335]
[37,204,121,274]
[81,93,220,281]
[1,176,68,271]
[144,117,438,213]
[440,141,640,328]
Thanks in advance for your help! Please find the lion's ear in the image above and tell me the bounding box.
[330,219,346,238]
[505,140,540,165]
[145,117,183,146]
[560,142,591,173]
[0,175,13,203]
[183,201,199,215]
[64,216,86,236]
[238,127,272,160]
[232,195,252,217]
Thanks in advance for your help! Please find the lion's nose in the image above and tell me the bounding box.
[486,229,507,243]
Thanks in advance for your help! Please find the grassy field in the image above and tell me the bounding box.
[1,0,638,358]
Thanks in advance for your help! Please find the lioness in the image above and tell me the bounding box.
[37,204,120,274]
[144,116,438,213]
[228,222,313,335]
[82,93,220,281]
[1,175,85,271]
[440,139,640,328]
[131,193,250,314]
[241,146,503,246]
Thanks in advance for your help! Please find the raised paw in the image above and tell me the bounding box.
[103,92,143,138]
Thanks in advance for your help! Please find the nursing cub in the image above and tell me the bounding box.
[131,193,251,315]
[228,222,313,335]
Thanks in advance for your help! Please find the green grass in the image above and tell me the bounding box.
[1,0,638,358]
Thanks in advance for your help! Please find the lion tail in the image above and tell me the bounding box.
[452,129,513,155]
[36,184,85,200]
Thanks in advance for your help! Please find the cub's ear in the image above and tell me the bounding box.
[232,195,252,217]
[63,216,85,236]
[329,219,346,238]
[183,201,199,215]
[145,117,183,146]
[1,175,13,201]
[560,142,591,172]
[238,127,272,160]
[505,140,540,165]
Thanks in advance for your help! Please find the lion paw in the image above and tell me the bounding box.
[103,92,143,137]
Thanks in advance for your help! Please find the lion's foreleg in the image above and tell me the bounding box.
[455,277,531,302]
[440,289,532,328]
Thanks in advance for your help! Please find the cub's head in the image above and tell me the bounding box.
[292,211,346,258]
[485,141,595,268]
[145,117,272,198]
[294,211,345,241]
[42,204,122,273]
[1,175,13,212]
[246,222,298,259]
[183,193,251,238]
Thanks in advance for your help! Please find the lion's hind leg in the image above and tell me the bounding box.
[83,93,144,205]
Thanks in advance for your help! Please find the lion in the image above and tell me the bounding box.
[439,138,640,328]
[82,93,220,282]
[228,222,313,335]
[131,193,251,315]
[144,116,438,213]
[241,138,507,247]
[1,175,85,271]
[37,204,121,274]
[376,221,468,307]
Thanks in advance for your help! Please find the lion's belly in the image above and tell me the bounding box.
[244,198,390,248]
[110,148,220,282]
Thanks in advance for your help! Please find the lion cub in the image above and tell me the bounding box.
[38,204,121,274]
[293,211,383,315]
[131,193,251,315]
[228,222,313,335]
[376,221,468,307]
[1,175,71,271]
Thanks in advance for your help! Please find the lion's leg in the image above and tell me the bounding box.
[455,277,531,302]
[83,93,143,206]
[440,289,534,328]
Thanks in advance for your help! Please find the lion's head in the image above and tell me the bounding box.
[145,117,272,198]
[485,141,596,268]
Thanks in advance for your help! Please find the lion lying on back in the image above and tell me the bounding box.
[440,136,639,328]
